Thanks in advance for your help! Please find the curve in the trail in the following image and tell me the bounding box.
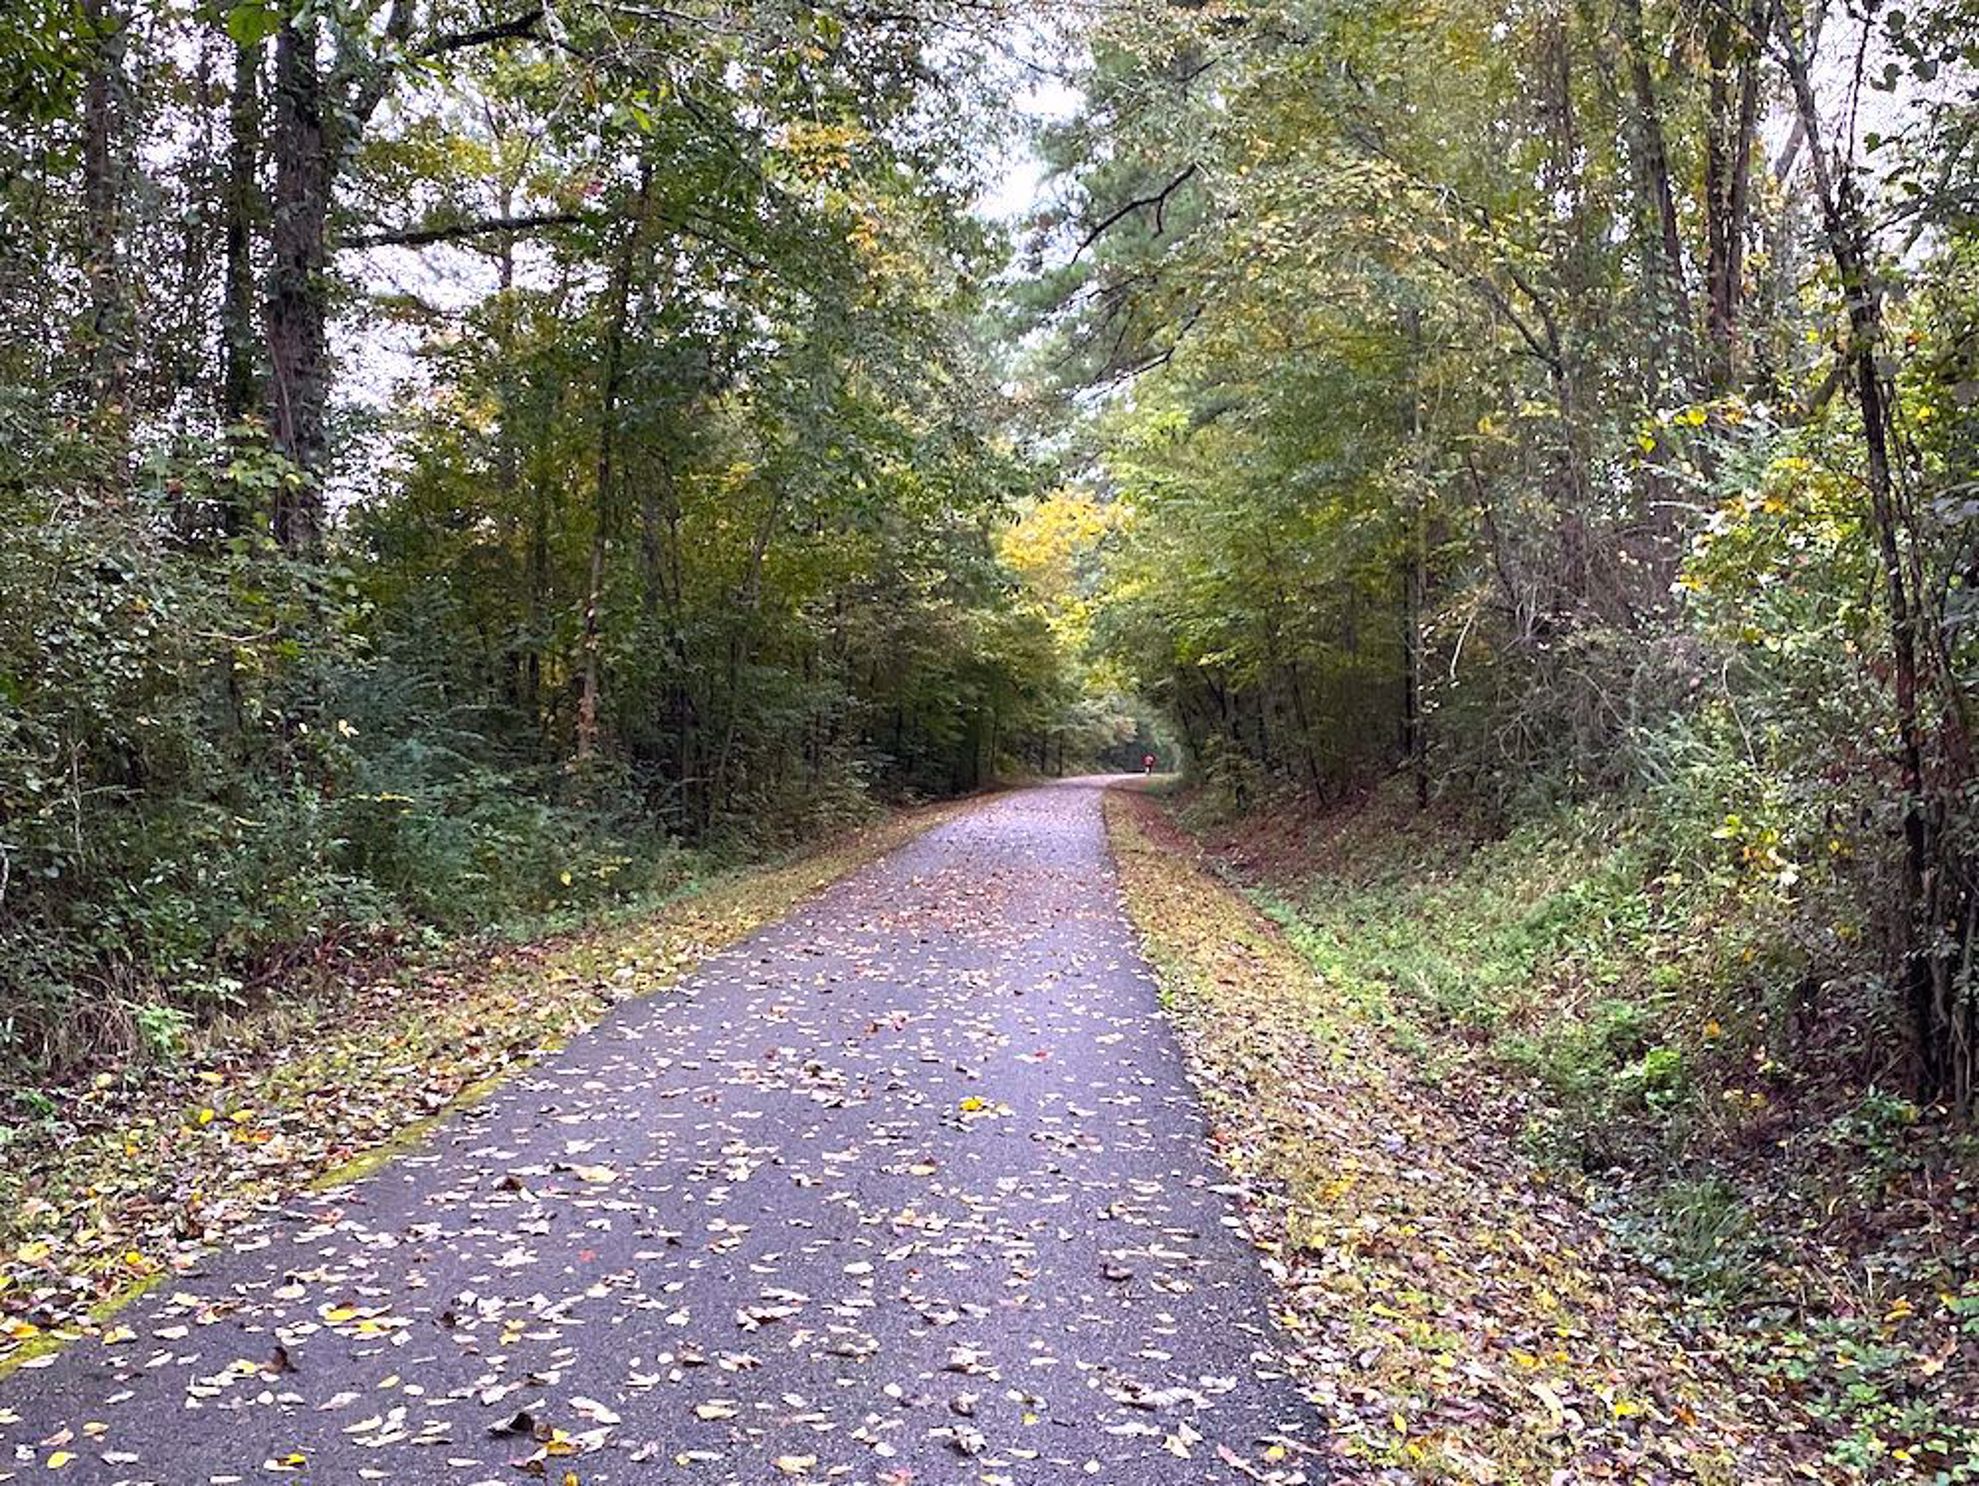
[0,780,1320,1485]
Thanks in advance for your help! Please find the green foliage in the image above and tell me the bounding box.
[1017,0,1979,1117]
[131,1002,191,1063]
[0,0,1082,1077]
[1209,777,1979,1476]
[1636,1176,1761,1299]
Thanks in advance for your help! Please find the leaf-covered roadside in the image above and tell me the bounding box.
[1170,783,1979,1482]
[1104,788,1808,1485]
[0,804,956,1376]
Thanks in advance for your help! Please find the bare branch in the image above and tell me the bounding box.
[1073,164,1200,261]
[421,7,546,58]
[340,210,586,249]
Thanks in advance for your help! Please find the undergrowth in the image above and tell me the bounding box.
[1107,787,1797,1483]
[1167,780,1979,1481]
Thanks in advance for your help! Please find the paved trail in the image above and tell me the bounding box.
[1,781,1318,1485]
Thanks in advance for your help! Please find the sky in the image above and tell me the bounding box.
[975,72,1083,223]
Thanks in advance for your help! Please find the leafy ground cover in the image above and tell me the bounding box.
[1112,782,1979,1482]
[0,802,960,1379]
[1108,785,1850,1483]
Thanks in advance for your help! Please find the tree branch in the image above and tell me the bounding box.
[347,7,546,130]
[343,0,418,131]
[421,7,545,58]
[1073,164,1200,262]
[1418,243,1563,376]
[340,210,586,249]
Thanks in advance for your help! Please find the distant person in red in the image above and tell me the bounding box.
[1142,752,1156,775]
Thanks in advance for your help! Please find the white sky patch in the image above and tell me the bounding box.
[974,73,1082,224]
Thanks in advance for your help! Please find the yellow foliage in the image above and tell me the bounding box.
[997,487,1121,647]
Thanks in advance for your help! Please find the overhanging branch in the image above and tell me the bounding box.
[1073,164,1200,262]
[421,7,546,58]
[340,210,587,249]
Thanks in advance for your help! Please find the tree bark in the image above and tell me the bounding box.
[1775,11,1949,1102]
[1704,12,1757,389]
[222,32,261,423]
[1404,307,1430,807]
[80,0,127,418]
[575,163,653,765]
[266,13,329,545]
[1618,0,1692,377]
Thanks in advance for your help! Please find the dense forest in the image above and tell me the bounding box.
[2,0,1975,1189]
[1015,0,1979,1116]
[0,0,1154,1070]
[1001,0,1979,1466]
[6,0,1979,1475]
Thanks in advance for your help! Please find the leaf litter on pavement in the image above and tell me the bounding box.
[0,806,959,1381]
[0,784,1320,1484]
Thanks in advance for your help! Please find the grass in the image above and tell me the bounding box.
[1105,786,1796,1482]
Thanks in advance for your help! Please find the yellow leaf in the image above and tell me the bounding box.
[47,1452,75,1470]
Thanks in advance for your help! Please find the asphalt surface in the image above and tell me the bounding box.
[0,780,1319,1485]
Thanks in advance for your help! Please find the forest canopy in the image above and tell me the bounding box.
[1018,0,1979,1116]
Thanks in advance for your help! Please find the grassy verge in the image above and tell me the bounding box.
[1115,781,1979,1483]
[0,800,961,1377]
[1106,785,1817,1483]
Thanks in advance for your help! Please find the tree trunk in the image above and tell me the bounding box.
[576,164,652,765]
[266,14,329,545]
[1403,307,1431,807]
[220,33,261,423]
[1618,0,1692,378]
[1703,13,1756,389]
[708,479,784,824]
[1775,13,1957,1104]
[80,0,127,418]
